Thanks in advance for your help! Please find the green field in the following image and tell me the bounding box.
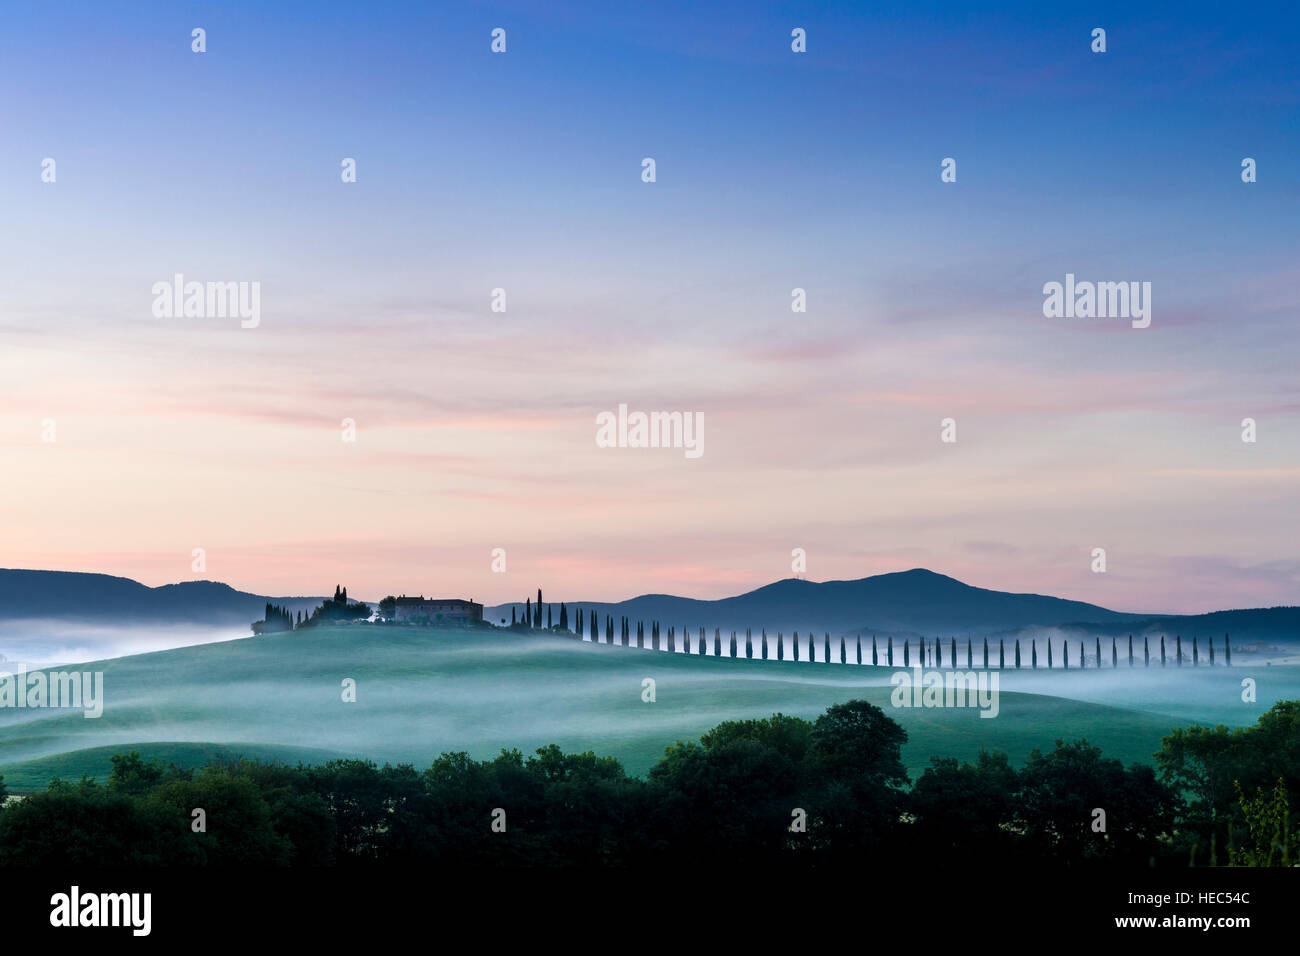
[1,626,1294,791]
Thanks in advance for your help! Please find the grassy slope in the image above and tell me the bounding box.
[1,626,1294,791]
[0,742,340,792]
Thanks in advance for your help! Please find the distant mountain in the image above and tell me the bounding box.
[488,569,1146,636]
[5,567,1294,645]
[0,569,326,626]
[487,569,1299,643]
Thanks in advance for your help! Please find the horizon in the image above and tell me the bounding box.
[7,563,1294,620]
[3,1,1297,614]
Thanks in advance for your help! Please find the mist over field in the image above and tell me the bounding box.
[1,624,1294,791]
[0,620,248,668]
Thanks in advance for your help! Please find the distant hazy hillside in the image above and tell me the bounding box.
[0,569,324,625]
[1003,606,1300,647]
[5,567,1294,643]
[489,568,1150,636]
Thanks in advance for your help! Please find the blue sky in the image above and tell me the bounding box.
[1,1,1297,612]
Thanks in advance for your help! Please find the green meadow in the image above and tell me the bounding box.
[1,626,1295,792]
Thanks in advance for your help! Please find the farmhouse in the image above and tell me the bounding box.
[392,595,483,625]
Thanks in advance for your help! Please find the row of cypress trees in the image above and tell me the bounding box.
[565,621,1236,669]
[506,595,1235,669]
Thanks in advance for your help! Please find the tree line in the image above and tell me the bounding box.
[507,603,1237,670]
[253,586,371,634]
[0,700,1294,868]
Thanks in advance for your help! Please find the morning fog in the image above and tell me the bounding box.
[0,665,104,718]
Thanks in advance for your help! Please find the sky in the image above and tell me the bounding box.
[1,1,1297,614]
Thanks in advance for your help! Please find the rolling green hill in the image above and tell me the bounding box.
[1,625,1294,792]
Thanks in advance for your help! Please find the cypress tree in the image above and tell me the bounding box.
[1096,637,1102,668]
[887,636,894,666]
[1111,637,1117,668]
[715,628,721,656]
[917,636,925,667]
[1014,640,1020,669]
[746,628,752,659]
[966,639,971,669]
[873,636,879,666]
[730,631,737,658]
[1128,634,1133,667]
[1176,635,1182,666]
[808,632,814,661]
[698,627,705,656]
[525,598,531,628]
[904,639,910,667]
[1144,636,1150,666]
[983,637,988,669]
[536,589,543,626]
[1062,640,1067,670]
[824,633,831,663]
[1193,636,1198,666]
[1209,636,1215,665]
[1160,635,1166,666]
[950,637,956,668]
[1079,641,1084,669]
[547,605,553,629]
[840,636,846,664]
[999,639,1005,668]
[793,631,800,662]
[777,632,784,661]
[857,634,862,665]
